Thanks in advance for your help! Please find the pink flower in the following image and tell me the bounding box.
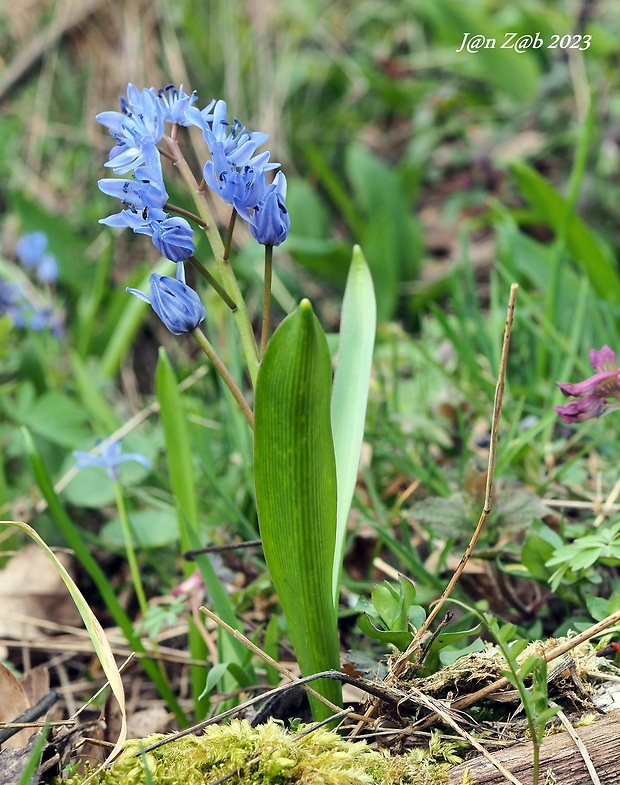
[555,345,620,423]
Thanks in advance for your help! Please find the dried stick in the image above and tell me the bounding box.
[411,606,620,731]
[392,283,518,677]
[351,284,518,739]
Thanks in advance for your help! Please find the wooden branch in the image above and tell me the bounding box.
[447,710,620,785]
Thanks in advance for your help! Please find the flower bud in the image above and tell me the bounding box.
[249,172,290,246]
[127,263,205,334]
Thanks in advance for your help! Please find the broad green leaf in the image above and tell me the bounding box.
[254,299,342,720]
[21,391,90,448]
[331,246,376,603]
[372,584,401,630]
[521,533,555,582]
[356,613,413,651]
[101,508,180,549]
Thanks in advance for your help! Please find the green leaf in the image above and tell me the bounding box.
[509,162,620,303]
[21,391,90,448]
[331,246,376,604]
[155,348,199,540]
[101,508,180,549]
[372,584,401,630]
[155,349,252,701]
[21,428,186,726]
[356,613,414,651]
[254,299,342,720]
[521,533,555,582]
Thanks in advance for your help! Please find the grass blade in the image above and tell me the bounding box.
[1,519,126,773]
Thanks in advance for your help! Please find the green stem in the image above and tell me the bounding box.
[261,245,273,357]
[191,328,254,430]
[189,255,237,311]
[164,134,260,386]
[113,479,149,618]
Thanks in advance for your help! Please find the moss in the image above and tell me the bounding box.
[57,720,453,785]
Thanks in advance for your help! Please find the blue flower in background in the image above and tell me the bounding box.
[73,438,151,482]
[15,231,59,283]
[248,172,290,246]
[126,263,205,334]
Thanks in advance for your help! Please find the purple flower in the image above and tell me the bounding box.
[126,262,205,334]
[73,438,151,482]
[555,345,620,423]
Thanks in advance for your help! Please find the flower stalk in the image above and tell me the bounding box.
[192,328,254,429]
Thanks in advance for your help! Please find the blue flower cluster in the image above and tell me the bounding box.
[15,231,59,284]
[97,83,290,261]
[0,232,63,335]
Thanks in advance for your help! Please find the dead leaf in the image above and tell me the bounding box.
[0,661,31,749]
[21,666,50,710]
[0,545,81,640]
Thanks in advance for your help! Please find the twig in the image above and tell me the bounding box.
[350,284,518,738]
[394,283,519,673]
[552,705,601,785]
[199,606,340,714]
[401,683,525,785]
[411,607,620,731]
[183,540,262,559]
[0,691,59,744]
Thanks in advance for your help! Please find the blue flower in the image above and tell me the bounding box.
[97,85,166,174]
[147,217,196,262]
[126,263,205,334]
[248,172,290,246]
[99,145,195,262]
[157,84,201,125]
[14,232,59,283]
[73,438,151,482]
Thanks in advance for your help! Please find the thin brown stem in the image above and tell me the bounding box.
[351,283,519,739]
[223,209,237,262]
[392,283,518,675]
[164,202,207,228]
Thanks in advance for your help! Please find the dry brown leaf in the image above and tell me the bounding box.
[0,661,31,749]
[0,545,82,640]
[20,665,50,708]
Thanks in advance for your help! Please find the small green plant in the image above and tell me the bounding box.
[356,577,483,675]
[485,617,561,785]
[89,84,376,720]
